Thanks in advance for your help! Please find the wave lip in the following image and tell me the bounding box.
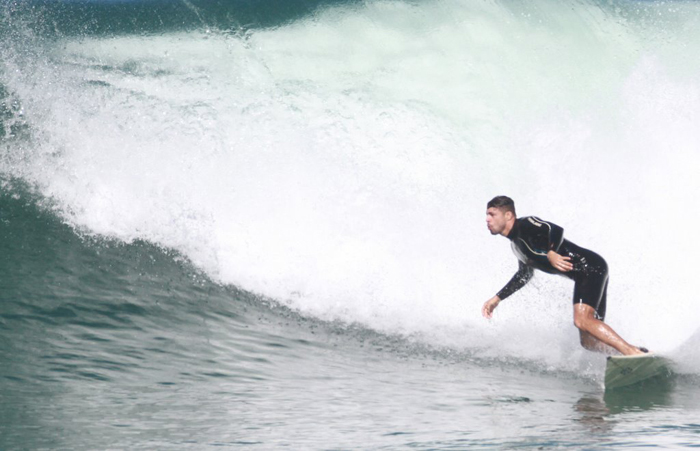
[3,0,360,37]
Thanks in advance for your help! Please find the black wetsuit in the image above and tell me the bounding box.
[496,216,608,320]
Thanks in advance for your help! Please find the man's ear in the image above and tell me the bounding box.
[505,211,514,221]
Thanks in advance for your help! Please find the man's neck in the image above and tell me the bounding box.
[502,218,516,238]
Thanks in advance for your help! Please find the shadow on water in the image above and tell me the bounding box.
[572,376,676,437]
[602,374,676,414]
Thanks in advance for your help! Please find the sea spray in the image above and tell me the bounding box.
[2,0,700,371]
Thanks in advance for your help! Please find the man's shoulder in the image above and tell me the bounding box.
[523,216,548,226]
[517,216,553,233]
[516,216,543,225]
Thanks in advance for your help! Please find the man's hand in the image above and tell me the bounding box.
[547,250,573,272]
[482,295,501,319]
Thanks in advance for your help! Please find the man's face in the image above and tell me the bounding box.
[486,207,510,236]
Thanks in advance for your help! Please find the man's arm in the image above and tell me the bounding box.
[527,216,564,253]
[545,220,564,252]
[482,262,534,318]
[496,261,534,300]
[525,217,572,272]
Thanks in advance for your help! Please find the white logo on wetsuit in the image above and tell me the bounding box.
[528,217,542,227]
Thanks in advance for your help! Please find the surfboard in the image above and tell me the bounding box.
[604,353,670,390]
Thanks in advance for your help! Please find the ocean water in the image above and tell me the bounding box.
[2,0,700,448]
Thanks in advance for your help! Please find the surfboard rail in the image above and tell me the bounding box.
[604,353,670,390]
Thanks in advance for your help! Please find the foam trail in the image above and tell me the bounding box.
[2,0,700,372]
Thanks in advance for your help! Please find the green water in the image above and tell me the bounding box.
[2,0,700,447]
[1,186,699,448]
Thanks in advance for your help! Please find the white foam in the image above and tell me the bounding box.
[3,0,700,369]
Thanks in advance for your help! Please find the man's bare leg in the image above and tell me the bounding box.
[579,330,618,355]
[573,304,645,356]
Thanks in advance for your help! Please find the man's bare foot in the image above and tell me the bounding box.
[625,346,649,356]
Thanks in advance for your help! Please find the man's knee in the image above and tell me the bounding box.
[573,313,590,331]
[573,304,595,331]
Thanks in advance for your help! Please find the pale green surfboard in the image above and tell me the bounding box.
[605,353,670,389]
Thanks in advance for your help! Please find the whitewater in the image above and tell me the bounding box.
[2,0,700,448]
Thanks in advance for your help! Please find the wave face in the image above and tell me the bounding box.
[2,0,700,378]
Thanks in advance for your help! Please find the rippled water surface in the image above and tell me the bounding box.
[2,0,700,448]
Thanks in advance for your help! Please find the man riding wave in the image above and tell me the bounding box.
[482,195,646,356]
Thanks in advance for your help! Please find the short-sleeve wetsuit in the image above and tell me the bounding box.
[496,216,608,320]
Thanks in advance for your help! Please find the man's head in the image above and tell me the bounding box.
[486,196,516,236]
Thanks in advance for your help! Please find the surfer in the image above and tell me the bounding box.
[482,195,646,356]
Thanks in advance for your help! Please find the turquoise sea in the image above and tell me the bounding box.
[2,0,700,448]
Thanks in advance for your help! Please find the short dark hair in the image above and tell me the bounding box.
[487,196,516,216]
